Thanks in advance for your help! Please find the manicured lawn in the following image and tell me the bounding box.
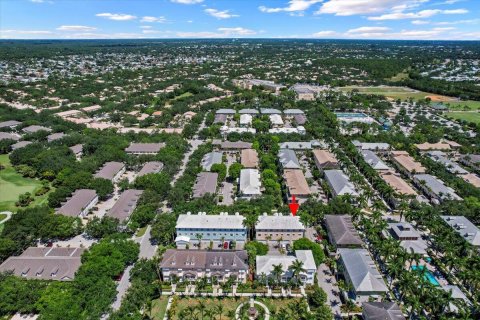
[136,226,148,237]
[172,92,193,101]
[0,213,7,222]
[0,154,51,212]
[445,100,480,111]
[447,112,480,124]
[151,296,169,320]
[388,71,409,81]
[169,296,247,320]
[338,85,459,101]
[258,297,305,314]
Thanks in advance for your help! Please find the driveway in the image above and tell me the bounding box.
[112,265,133,311]
[218,181,234,205]
[135,225,157,259]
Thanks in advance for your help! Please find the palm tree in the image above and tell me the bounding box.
[197,300,206,320]
[214,304,224,320]
[288,259,306,286]
[195,233,203,249]
[272,263,284,287]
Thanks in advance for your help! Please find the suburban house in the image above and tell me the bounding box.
[352,141,390,154]
[379,171,417,197]
[56,189,98,217]
[427,153,468,175]
[239,114,253,127]
[260,108,282,115]
[241,149,259,168]
[279,140,324,150]
[290,84,316,100]
[441,285,472,313]
[137,161,164,177]
[106,189,143,223]
[216,108,236,115]
[362,302,406,320]
[175,212,247,246]
[22,125,52,134]
[413,174,462,203]
[0,120,21,129]
[0,132,20,141]
[69,144,83,159]
[213,114,227,124]
[0,247,85,281]
[255,213,305,243]
[461,173,480,188]
[313,149,339,170]
[201,151,223,171]
[125,142,165,155]
[256,250,316,285]
[459,154,480,170]
[94,161,125,182]
[11,141,32,150]
[361,150,390,171]
[239,108,259,115]
[441,216,480,247]
[47,132,65,143]
[283,169,311,203]
[386,222,428,255]
[391,152,426,178]
[414,142,451,152]
[338,248,388,302]
[239,169,262,199]
[217,141,253,152]
[192,172,218,198]
[324,170,359,197]
[160,249,249,283]
[324,215,363,249]
[278,149,301,169]
[269,114,284,126]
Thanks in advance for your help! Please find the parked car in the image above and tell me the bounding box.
[223,241,229,249]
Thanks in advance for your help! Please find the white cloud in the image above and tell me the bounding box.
[346,26,391,34]
[204,8,239,19]
[412,20,430,25]
[1,29,53,34]
[316,0,414,16]
[312,30,339,37]
[141,16,167,23]
[176,27,257,38]
[436,19,479,25]
[140,26,153,29]
[96,13,137,21]
[368,8,467,20]
[56,25,97,32]
[170,0,203,4]
[259,0,322,13]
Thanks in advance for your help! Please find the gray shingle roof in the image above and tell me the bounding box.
[260,108,281,114]
[284,109,304,115]
[362,302,406,320]
[192,172,218,198]
[0,120,21,128]
[11,141,32,150]
[414,174,462,201]
[324,170,358,196]
[278,149,301,169]
[94,162,125,181]
[137,161,164,177]
[0,132,20,141]
[125,142,165,154]
[106,189,143,222]
[47,132,65,142]
[339,248,387,293]
[201,152,223,171]
[0,247,84,281]
[216,109,236,115]
[160,249,248,271]
[239,108,259,114]
[325,215,363,247]
[22,125,52,134]
[56,189,97,217]
[441,216,480,246]
[361,150,390,170]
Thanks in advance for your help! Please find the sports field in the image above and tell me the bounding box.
[338,85,458,101]
[0,154,45,212]
[447,112,480,124]
[445,100,480,111]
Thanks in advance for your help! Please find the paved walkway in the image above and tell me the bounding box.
[317,264,342,319]
[112,265,133,311]
[0,211,12,224]
[235,298,270,320]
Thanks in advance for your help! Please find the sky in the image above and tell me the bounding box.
[1,0,480,40]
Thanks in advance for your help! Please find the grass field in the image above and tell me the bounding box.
[447,112,480,124]
[172,92,193,101]
[165,297,248,320]
[445,100,480,111]
[151,296,169,320]
[0,154,47,212]
[0,213,7,222]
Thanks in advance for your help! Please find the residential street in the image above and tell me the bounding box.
[317,264,342,319]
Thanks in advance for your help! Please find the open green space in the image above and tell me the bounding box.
[0,154,49,212]
[151,296,169,320]
[166,296,248,320]
[444,100,480,111]
[388,71,409,81]
[338,85,454,101]
[447,112,480,124]
[0,213,7,222]
[172,92,193,101]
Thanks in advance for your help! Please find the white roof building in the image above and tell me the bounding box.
[256,250,316,285]
[239,169,261,198]
[240,114,253,126]
[441,216,480,247]
[269,114,284,126]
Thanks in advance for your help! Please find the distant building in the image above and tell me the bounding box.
[461,173,480,188]
[255,213,305,243]
[160,249,249,283]
[256,250,316,285]
[283,169,311,202]
[11,140,32,150]
[218,141,253,151]
[387,222,428,255]
[192,172,218,198]
[239,114,253,127]
[427,153,468,175]
[47,132,65,143]
[278,149,301,169]
[0,120,21,129]
[241,149,259,168]
[56,189,98,217]
[201,151,223,171]
[391,152,426,178]
[379,171,417,196]
[352,141,390,153]
[362,302,406,320]
[216,109,236,115]
[0,132,20,141]
[0,247,84,281]
[324,215,363,249]
[125,142,165,155]
[414,142,451,152]
[361,150,390,171]
[239,169,261,199]
[69,144,83,159]
[269,114,284,126]
[324,170,358,197]
[459,154,480,170]
[94,161,125,182]
[22,125,52,134]
[338,248,388,302]
[137,161,163,177]
[413,174,462,203]
[176,212,247,243]
[313,149,339,170]
[441,216,480,247]
[106,189,143,223]
[260,108,282,115]
[239,108,259,115]
[279,140,323,150]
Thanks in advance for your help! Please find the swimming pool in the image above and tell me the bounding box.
[334,112,369,118]
[411,266,440,286]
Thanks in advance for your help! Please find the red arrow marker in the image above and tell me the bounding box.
[289,195,300,216]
